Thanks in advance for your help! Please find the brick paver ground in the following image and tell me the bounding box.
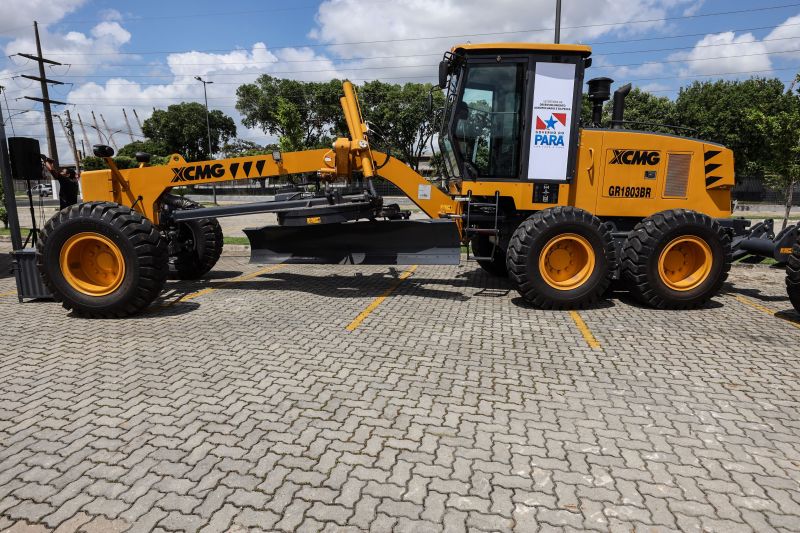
[0,253,798,532]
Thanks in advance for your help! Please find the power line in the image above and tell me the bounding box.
[30,2,800,57]
[54,30,800,69]
[3,35,794,87]
[6,45,795,87]
[13,64,795,105]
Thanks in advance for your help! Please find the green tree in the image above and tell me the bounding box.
[142,103,237,162]
[81,156,139,171]
[236,76,344,152]
[606,88,677,133]
[359,81,445,172]
[744,82,800,229]
[674,78,790,175]
[117,139,169,158]
[220,138,279,158]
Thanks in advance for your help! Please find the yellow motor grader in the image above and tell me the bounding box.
[32,42,766,317]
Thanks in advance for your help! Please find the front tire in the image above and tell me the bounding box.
[37,202,168,317]
[621,209,730,309]
[163,195,223,280]
[506,206,614,309]
[787,232,800,313]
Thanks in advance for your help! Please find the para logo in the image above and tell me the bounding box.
[534,112,568,146]
[171,163,225,182]
[609,149,661,166]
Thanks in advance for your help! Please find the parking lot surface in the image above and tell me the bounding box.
[0,254,799,533]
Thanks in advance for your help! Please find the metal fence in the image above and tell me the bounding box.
[732,177,800,205]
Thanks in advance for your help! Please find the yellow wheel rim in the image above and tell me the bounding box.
[59,232,126,296]
[539,233,595,291]
[658,235,712,291]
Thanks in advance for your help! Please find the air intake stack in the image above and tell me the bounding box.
[586,77,613,127]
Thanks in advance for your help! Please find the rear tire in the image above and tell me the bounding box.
[37,202,168,317]
[506,206,614,309]
[163,195,223,280]
[621,209,730,309]
[787,232,800,313]
[471,235,507,276]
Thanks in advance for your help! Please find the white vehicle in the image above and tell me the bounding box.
[27,183,53,197]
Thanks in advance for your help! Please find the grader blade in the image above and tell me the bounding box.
[244,220,461,265]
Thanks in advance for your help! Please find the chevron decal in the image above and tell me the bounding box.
[703,149,730,189]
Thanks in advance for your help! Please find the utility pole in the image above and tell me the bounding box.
[99,113,117,151]
[91,111,102,145]
[18,21,66,167]
[64,110,81,170]
[0,96,23,250]
[56,114,71,154]
[76,113,91,152]
[554,0,562,44]
[132,108,144,136]
[0,86,16,136]
[195,76,217,204]
[122,109,135,144]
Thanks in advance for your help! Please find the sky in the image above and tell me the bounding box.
[0,0,798,165]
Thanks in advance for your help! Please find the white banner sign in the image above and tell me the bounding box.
[527,62,576,181]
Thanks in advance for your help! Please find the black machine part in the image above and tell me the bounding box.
[729,218,798,263]
[245,220,461,265]
[168,190,381,224]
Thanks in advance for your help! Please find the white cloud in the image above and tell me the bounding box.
[3,21,132,76]
[672,12,800,78]
[763,14,800,60]
[61,43,343,158]
[0,0,87,38]
[672,31,771,76]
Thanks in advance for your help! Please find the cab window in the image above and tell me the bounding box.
[452,62,525,178]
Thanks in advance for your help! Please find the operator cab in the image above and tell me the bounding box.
[438,43,592,184]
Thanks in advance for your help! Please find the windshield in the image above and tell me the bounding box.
[442,61,525,179]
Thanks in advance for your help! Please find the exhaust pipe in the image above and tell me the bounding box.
[611,83,632,129]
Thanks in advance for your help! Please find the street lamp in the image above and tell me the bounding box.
[2,109,32,126]
[85,123,127,148]
[195,76,217,205]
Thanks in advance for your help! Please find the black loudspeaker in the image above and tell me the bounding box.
[8,137,42,181]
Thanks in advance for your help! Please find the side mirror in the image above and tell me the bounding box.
[438,60,449,89]
[135,152,151,163]
[93,144,114,158]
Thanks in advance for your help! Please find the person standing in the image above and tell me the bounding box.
[43,157,79,209]
[56,168,79,209]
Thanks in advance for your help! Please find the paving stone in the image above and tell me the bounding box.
[0,260,799,531]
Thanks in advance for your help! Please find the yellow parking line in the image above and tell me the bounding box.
[346,265,418,331]
[732,294,800,329]
[569,310,601,349]
[162,264,284,307]
[0,290,17,298]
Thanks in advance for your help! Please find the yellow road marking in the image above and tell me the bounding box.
[732,294,800,329]
[346,265,418,331]
[0,290,17,298]
[161,264,284,308]
[569,310,601,349]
